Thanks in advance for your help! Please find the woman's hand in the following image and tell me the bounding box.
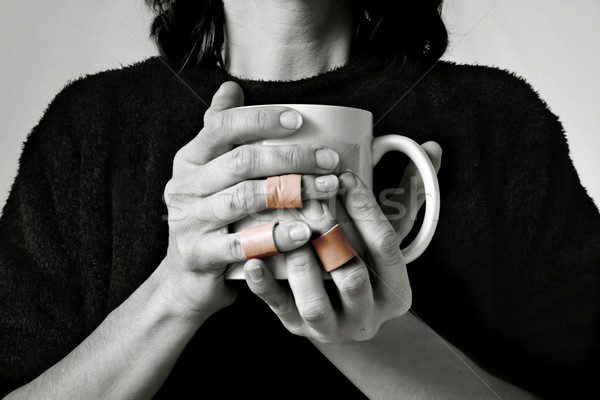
[243,147,442,343]
[161,81,342,316]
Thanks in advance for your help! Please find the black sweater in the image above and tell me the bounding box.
[1,56,599,399]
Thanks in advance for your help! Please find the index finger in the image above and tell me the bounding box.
[178,83,303,166]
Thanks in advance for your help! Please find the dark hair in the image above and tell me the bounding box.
[146,0,447,72]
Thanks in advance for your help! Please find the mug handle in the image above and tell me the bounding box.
[371,135,440,264]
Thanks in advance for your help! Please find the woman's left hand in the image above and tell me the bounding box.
[242,142,441,343]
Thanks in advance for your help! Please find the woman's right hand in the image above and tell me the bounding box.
[161,82,341,316]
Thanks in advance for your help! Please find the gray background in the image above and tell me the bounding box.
[1,0,599,210]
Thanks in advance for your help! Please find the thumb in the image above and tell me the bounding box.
[207,81,245,114]
[421,141,442,174]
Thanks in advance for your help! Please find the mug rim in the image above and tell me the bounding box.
[236,103,373,118]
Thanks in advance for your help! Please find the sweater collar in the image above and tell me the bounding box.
[178,52,429,106]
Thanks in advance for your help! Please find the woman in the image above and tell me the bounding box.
[1,0,598,398]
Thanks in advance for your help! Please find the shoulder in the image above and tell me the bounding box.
[21,58,171,167]
[430,61,557,117]
[47,57,167,111]
[31,57,171,140]
[426,61,564,141]
[430,61,534,92]
[42,56,214,133]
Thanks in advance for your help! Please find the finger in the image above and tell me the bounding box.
[199,175,339,225]
[422,141,442,173]
[169,174,339,228]
[329,255,375,325]
[178,84,303,166]
[209,81,245,112]
[244,259,305,334]
[302,174,339,200]
[339,172,411,308]
[285,247,338,335]
[295,198,337,234]
[272,221,313,253]
[176,81,244,166]
[204,106,303,144]
[189,144,340,195]
[191,221,312,266]
[192,82,246,164]
[184,106,303,165]
[380,141,442,237]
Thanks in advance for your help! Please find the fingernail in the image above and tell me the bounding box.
[289,223,311,242]
[315,149,339,170]
[247,264,263,282]
[341,172,358,188]
[315,175,339,192]
[279,110,302,130]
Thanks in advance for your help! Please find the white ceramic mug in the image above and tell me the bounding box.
[225,104,440,279]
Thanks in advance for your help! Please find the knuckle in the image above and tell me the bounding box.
[164,178,188,198]
[167,176,191,198]
[269,295,291,314]
[220,113,236,133]
[339,268,370,297]
[227,146,256,176]
[375,229,401,262]
[299,302,329,324]
[228,183,253,212]
[349,191,378,220]
[279,146,304,168]
[285,321,305,337]
[252,109,270,130]
[163,180,175,201]
[163,183,182,218]
[228,235,242,259]
[286,253,312,275]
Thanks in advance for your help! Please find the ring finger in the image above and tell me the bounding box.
[329,255,375,325]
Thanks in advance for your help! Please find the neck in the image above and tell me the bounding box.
[222,0,354,81]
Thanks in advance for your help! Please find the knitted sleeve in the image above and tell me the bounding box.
[0,79,112,396]
[482,75,600,398]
